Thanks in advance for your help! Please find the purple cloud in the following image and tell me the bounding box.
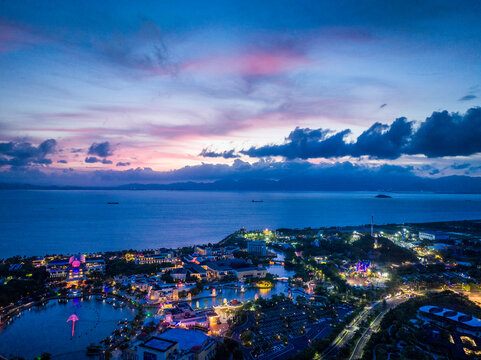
[199,149,239,159]
[88,142,113,157]
[85,156,112,164]
[0,139,57,167]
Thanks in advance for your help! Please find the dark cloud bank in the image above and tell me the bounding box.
[1,108,481,192]
[203,107,481,160]
[1,159,481,193]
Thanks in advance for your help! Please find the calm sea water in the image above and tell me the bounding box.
[1,190,481,258]
[0,298,135,359]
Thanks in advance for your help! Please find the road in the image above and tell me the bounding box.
[349,296,409,360]
[231,312,255,342]
[320,295,406,359]
[320,307,372,358]
[230,313,256,360]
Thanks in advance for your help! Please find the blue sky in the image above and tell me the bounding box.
[0,1,481,186]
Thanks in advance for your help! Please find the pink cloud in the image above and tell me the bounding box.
[183,51,311,77]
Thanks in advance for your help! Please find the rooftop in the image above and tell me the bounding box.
[141,337,177,352]
[419,305,481,328]
[158,328,210,351]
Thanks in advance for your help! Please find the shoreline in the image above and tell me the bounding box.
[2,218,480,260]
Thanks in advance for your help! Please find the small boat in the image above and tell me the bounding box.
[251,200,264,203]
[107,202,119,205]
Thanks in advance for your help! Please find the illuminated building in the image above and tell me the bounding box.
[233,266,267,282]
[46,255,105,280]
[419,231,450,241]
[126,329,216,360]
[356,261,370,274]
[247,240,267,256]
[135,337,178,360]
[135,252,174,265]
[124,253,135,262]
[155,329,216,360]
[32,257,46,267]
[194,246,238,259]
[418,306,481,336]
[68,254,86,282]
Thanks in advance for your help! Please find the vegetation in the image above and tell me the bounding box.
[0,263,48,306]
[362,291,481,360]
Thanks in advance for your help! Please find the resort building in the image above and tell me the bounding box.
[419,231,450,241]
[201,262,233,280]
[46,255,105,281]
[184,263,208,281]
[200,259,266,282]
[171,268,188,281]
[148,285,179,303]
[135,252,175,265]
[418,305,481,336]
[192,246,239,260]
[133,337,178,360]
[125,329,216,360]
[158,328,216,360]
[32,257,46,267]
[233,266,267,282]
[247,240,267,256]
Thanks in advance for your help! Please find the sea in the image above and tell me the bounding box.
[1,190,481,258]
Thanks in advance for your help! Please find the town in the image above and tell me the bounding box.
[2,219,481,360]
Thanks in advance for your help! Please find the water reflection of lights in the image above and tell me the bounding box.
[259,288,271,296]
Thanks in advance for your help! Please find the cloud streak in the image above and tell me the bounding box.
[85,156,112,164]
[459,94,477,101]
[199,148,240,159]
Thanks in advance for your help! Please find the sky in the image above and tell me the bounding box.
[0,1,481,187]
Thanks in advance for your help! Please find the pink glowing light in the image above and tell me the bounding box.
[67,314,79,336]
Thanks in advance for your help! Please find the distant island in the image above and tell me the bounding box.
[375,194,392,198]
[2,173,481,193]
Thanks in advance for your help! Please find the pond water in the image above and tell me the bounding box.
[186,263,296,309]
[0,298,136,360]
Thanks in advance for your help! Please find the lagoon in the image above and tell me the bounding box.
[0,298,135,359]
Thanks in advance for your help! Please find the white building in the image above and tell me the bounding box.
[418,231,450,241]
[418,305,481,337]
[233,266,267,282]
